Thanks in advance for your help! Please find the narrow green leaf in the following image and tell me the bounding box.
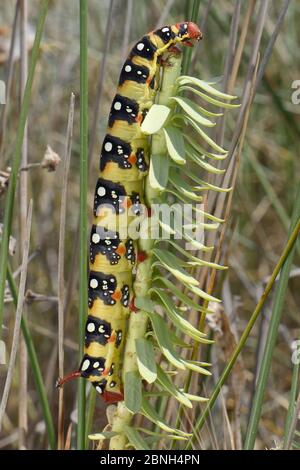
[161,239,227,270]
[88,431,118,440]
[183,167,231,193]
[151,288,209,342]
[149,153,169,191]
[177,76,237,100]
[171,96,215,127]
[135,338,157,384]
[169,172,203,201]
[136,427,188,441]
[181,231,214,252]
[146,312,185,370]
[123,426,150,450]
[124,371,142,413]
[152,248,199,286]
[156,364,192,408]
[158,218,176,236]
[181,359,212,375]
[185,147,225,174]
[153,276,211,313]
[184,115,228,154]
[184,134,228,160]
[141,104,171,134]
[181,279,221,303]
[184,393,209,402]
[169,331,193,348]
[179,85,240,108]
[163,125,186,164]
[141,397,191,437]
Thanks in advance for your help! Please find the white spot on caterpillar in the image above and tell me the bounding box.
[96,385,103,394]
[90,278,98,289]
[97,186,106,197]
[99,325,105,333]
[125,65,132,72]
[114,101,122,111]
[110,278,114,282]
[104,142,113,152]
[162,27,169,32]
[92,233,100,244]
[87,322,95,333]
[137,42,144,51]
[93,362,100,368]
[81,359,90,371]
[137,70,142,75]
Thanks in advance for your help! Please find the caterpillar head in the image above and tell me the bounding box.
[175,21,203,46]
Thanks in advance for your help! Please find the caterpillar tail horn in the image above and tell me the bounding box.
[56,370,124,404]
[56,371,81,388]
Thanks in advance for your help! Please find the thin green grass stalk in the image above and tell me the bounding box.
[0,0,49,339]
[182,0,201,74]
[284,390,300,449]
[7,264,56,449]
[283,361,299,448]
[244,187,300,450]
[78,0,88,450]
[185,217,300,449]
[85,388,96,448]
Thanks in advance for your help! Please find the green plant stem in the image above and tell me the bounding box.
[182,0,201,74]
[85,388,96,448]
[0,0,49,339]
[7,264,56,449]
[185,216,300,449]
[244,187,300,449]
[78,0,88,450]
[283,361,299,448]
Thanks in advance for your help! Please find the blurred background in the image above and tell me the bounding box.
[0,0,299,450]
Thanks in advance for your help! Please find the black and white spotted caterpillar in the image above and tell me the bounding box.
[58,22,202,403]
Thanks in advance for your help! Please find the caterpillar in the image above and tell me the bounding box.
[58,21,202,404]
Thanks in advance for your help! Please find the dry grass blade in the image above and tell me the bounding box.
[57,93,75,450]
[154,0,175,29]
[255,0,291,89]
[120,0,133,64]
[18,0,28,449]
[0,199,33,431]
[88,0,115,167]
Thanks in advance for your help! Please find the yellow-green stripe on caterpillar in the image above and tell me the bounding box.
[57,22,202,403]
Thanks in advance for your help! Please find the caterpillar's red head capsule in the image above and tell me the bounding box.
[175,21,203,46]
[187,22,203,40]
